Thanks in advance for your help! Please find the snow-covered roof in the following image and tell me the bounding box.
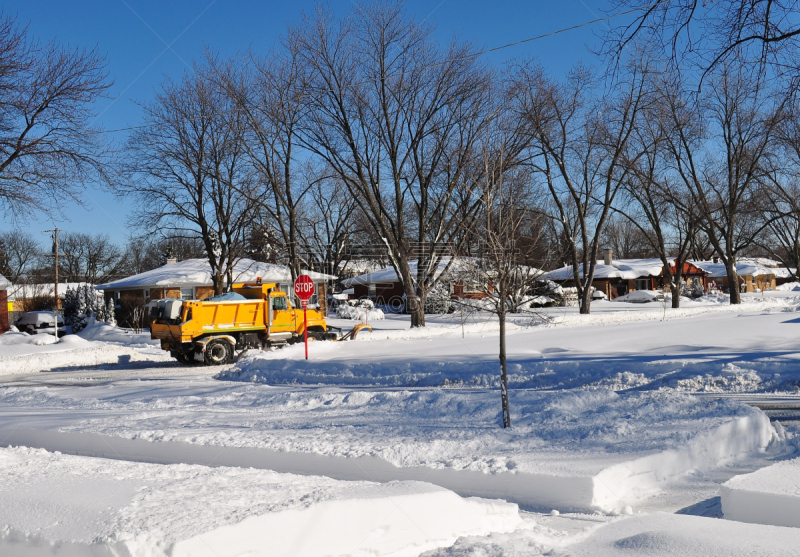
[691,259,790,278]
[337,259,385,275]
[541,258,670,281]
[8,282,97,300]
[0,274,10,290]
[342,258,446,287]
[96,258,336,291]
[340,257,542,287]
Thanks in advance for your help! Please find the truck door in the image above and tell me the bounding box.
[269,295,293,332]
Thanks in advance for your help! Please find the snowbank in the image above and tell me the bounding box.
[0,386,773,513]
[721,455,800,528]
[0,332,87,357]
[561,512,800,556]
[0,447,521,557]
[776,281,800,291]
[76,320,159,347]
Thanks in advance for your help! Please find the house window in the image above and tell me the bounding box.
[635,278,649,291]
[143,289,150,299]
[462,281,482,294]
[368,283,376,296]
[179,287,194,300]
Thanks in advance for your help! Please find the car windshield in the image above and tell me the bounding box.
[272,297,287,310]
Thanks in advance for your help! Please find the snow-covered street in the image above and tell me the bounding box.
[1,293,800,554]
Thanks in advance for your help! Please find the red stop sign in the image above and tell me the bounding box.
[294,274,315,306]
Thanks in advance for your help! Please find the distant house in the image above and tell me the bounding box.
[692,258,792,293]
[8,282,100,313]
[340,257,534,302]
[96,258,336,325]
[0,274,10,333]
[541,252,707,300]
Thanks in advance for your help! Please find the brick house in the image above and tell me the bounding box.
[541,254,708,300]
[0,274,10,333]
[692,258,791,293]
[96,258,336,327]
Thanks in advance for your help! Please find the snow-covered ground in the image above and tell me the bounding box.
[1,291,800,555]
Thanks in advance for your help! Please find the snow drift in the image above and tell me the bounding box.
[0,446,522,557]
[721,455,800,528]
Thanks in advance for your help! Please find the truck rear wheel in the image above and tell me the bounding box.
[204,339,232,365]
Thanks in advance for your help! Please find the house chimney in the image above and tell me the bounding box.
[163,245,177,265]
[604,249,613,266]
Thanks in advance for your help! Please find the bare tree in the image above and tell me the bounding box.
[297,175,360,280]
[0,231,41,283]
[294,3,492,327]
[605,68,710,309]
[213,47,312,281]
[759,183,800,282]
[57,232,124,284]
[601,215,656,259]
[514,59,652,314]
[120,64,258,295]
[461,119,547,428]
[120,235,204,276]
[760,99,800,282]
[606,0,800,78]
[659,63,786,303]
[0,14,111,219]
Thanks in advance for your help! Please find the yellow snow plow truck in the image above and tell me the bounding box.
[150,281,369,365]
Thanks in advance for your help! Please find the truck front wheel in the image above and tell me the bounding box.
[204,339,232,365]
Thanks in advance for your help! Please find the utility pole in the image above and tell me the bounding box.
[43,227,64,341]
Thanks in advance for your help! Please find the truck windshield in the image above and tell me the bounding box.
[272,297,287,311]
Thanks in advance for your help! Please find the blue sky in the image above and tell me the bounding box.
[5,0,621,244]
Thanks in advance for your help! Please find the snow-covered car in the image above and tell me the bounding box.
[613,290,665,303]
[14,311,66,336]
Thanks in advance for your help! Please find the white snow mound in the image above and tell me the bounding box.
[0,446,522,557]
[722,455,800,528]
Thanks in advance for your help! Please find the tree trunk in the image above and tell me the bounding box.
[213,271,224,295]
[499,280,511,429]
[728,265,742,304]
[671,282,681,308]
[579,287,592,315]
[410,287,426,328]
[664,268,681,309]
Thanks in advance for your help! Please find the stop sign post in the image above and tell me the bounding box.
[294,274,315,360]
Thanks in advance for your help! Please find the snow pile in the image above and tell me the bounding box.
[721,455,800,528]
[336,299,385,321]
[613,290,664,303]
[0,446,522,556]
[0,326,170,375]
[776,281,800,291]
[76,320,159,347]
[559,512,800,557]
[0,331,56,347]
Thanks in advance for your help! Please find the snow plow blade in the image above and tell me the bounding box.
[336,323,372,341]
